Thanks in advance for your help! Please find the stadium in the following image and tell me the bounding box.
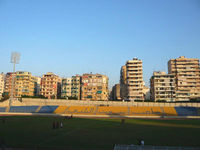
[1,98,200,150]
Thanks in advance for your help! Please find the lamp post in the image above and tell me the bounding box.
[9,52,20,106]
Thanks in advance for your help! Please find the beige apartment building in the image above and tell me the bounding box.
[150,71,176,101]
[41,72,61,99]
[168,56,200,101]
[14,71,35,97]
[61,77,72,98]
[120,58,144,101]
[4,72,16,97]
[71,75,81,99]
[81,73,108,100]
[0,73,5,98]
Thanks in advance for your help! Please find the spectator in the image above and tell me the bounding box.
[60,122,63,128]
[141,140,144,146]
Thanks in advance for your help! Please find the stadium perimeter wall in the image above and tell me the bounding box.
[0,98,200,107]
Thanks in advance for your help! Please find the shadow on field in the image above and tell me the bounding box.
[0,116,200,150]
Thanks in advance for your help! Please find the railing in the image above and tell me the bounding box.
[10,98,200,107]
[0,98,200,107]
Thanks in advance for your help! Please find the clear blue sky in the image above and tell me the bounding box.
[0,0,200,88]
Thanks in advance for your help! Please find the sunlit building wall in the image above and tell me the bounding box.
[0,73,5,98]
[150,71,176,101]
[61,77,72,98]
[14,71,35,97]
[168,56,200,101]
[41,72,61,99]
[81,73,108,100]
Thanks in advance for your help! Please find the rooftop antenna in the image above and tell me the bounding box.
[9,52,20,106]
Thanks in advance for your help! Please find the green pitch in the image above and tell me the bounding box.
[0,116,200,150]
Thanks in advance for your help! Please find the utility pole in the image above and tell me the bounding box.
[9,52,20,107]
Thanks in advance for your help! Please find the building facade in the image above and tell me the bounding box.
[14,71,35,97]
[143,86,150,100]
[0,73,5,98]
[120,58,144,101]
[4,72,16,97]
[33,76,41,96]
[150,71,176,101]
[168,56,200,101]
[110,84,121,100]
[120,65,127,100]
[41,72,61,99]
[61,77,72,99]
[71,75,81,100]
[81,73,108,100]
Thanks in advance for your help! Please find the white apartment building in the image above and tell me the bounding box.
[150,71,176,101]
[168,56,200,101]
[120,58,144,101]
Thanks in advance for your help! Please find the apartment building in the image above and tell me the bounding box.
[4,72,16,97]
[81,73,108,100]
[41,72,61,99]
[33,76,41,96]
[61,77,72,99]
[120,58,144,101]
[120,65,127,100]
[143,86,150,100]
[14,71,35,97]
[110,84,121,100]
[0,73,5,98]
[150,71,176,101]
[168,56,200,101]
[71,75,81,99]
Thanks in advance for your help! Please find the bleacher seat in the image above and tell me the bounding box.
[129,106,163,116]
[175,107,198,116]
[96,106,128,115]
[9,106,39,113]
[38,106,58,113]
[0,107,6,112]
[54,106,68,114]
[64,106,96,115]
[162,107,177,116]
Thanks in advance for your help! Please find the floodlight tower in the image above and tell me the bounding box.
[9,52,20,106]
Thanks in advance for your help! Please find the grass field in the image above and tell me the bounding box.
[0,116,200,150]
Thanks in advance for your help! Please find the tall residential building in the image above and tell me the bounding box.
[0,73,5,98]
[71,75,81,99]
[120,65,127,100]
[4,72,16,97]
[150,71,176,101]
[41,72,61,99]
[61,77,72,99]
[14,71,35,97]
[110,84,121,100]
[120,58,144,101]
[81,73,108,100]
[168,56,200,101]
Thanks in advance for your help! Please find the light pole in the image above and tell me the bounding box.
[9,52,20,106]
